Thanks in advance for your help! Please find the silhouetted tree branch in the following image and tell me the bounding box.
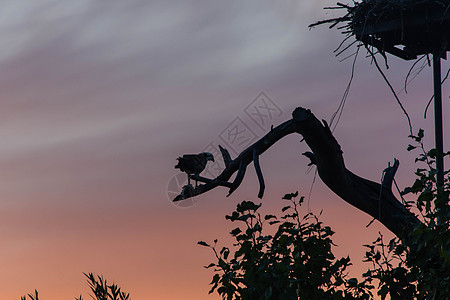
[174,107,420,240]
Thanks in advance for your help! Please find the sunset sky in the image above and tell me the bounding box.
[0,1,449,299]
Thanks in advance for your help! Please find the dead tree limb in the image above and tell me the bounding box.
[253,149,265,199]
[219,145,232,168]
[173,118,297,202]
[173,107,420,240]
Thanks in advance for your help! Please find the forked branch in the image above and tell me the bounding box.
[173,119,297,202]
[173,107,420,240]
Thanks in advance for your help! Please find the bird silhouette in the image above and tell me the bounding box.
[175,152,214,187]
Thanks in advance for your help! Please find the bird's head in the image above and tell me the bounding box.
[203,152,215,162]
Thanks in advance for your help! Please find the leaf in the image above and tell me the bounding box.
[282,206,291,212]
[198,241,210,247]
[230,228,242,236]
[223,248,230,260]
[410,179,425,193]
[264,214,277,220]
[225,211,239,221]
[427,148,438,158]
[401,187,413,196]
[237,201,262,213]
[347,277,358,287]
[418,128,424,139]
[282,191,298,200]
[204,263,216,269]
[298,196,305,205]
[210,273,220,285]
[417,190,433,204]
[407,144,417,151]
[238,214,251,221]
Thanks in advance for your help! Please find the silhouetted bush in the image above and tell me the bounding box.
[199,194,373,299]
[201,131,449,300]
[20,273,130,300]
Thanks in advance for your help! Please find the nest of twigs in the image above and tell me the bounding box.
[312,0,450,59]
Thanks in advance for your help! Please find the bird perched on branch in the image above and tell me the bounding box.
[175,152,214,187]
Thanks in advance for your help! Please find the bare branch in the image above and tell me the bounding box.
[219,145,232,168]
[253,149,265,199]
[172,119,297,202]
[172,107,420,240]
[228,161,247,196]
[190,174,233,188]
[382,159,400,191]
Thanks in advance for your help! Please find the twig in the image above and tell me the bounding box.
[228,161,247,196]
[404,55,427,93]
[253,149,265,198]
[190,174,233,188]
[424,66,450,118]
[219,145,232,168]
[172,107,420,241]
[365,46,414,136]
[330,43,361,132]
[382,159,400,191]
[335,39,359,57]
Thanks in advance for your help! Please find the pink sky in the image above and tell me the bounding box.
[0,1,449,299]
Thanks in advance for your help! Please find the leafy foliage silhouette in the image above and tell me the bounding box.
[201,131,449,300]
[199,194,373,299]
[20,273,130,300]
[360,130,450,299]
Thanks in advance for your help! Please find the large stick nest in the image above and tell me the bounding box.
[313,0,450,58]
[351,0,449,28]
